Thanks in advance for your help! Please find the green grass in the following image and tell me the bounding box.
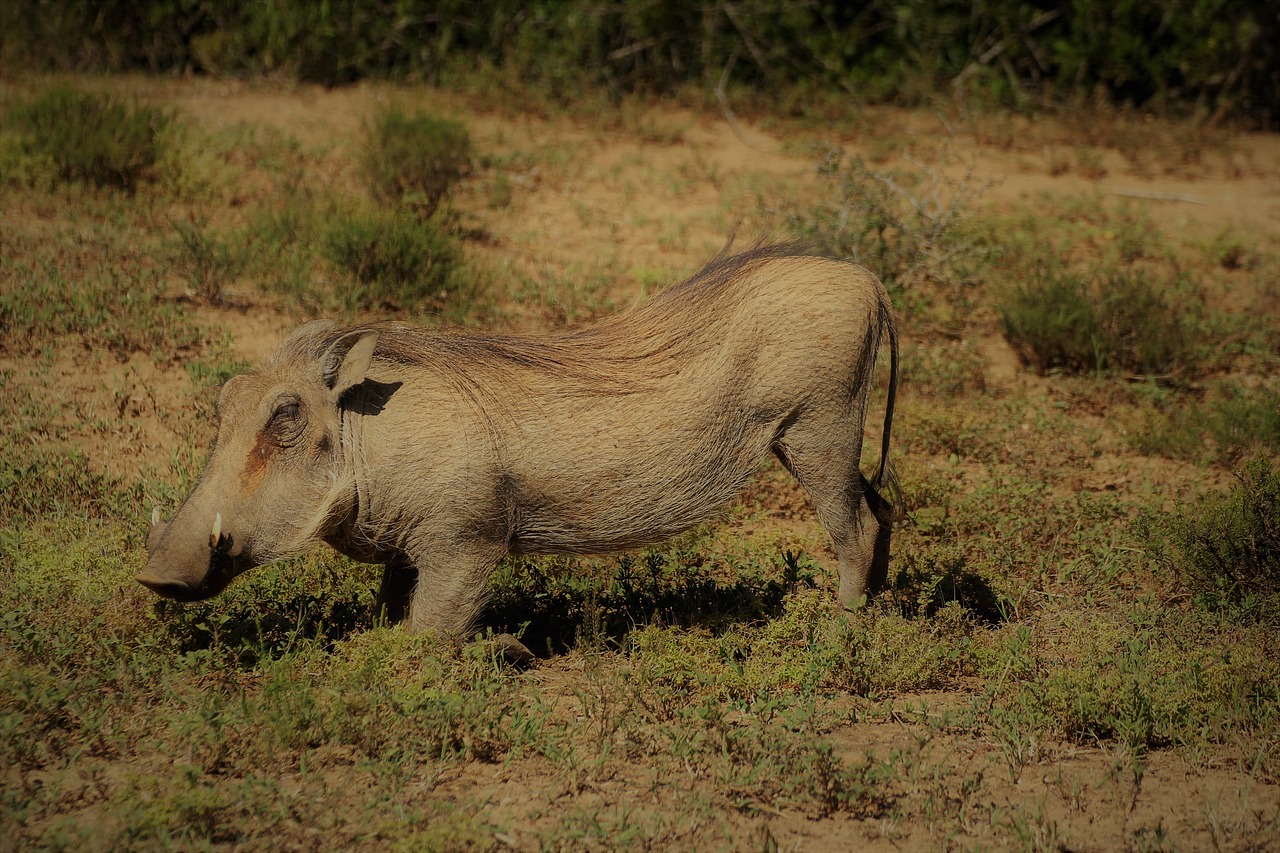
[999,262,1207,378]
[1,85,173,191]
[0,229,205,357]
[363,103,472,215]
[7,448,1276,845]
[2,76,1277,851]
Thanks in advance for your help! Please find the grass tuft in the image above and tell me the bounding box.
[3,85,172,191]
[364,104,471,215]
[999,262,1205,378]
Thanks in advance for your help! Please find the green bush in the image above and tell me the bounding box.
[4,2,1273,122]
[1151,456,1280,622]
[999,263,1205,377]
[321,206,472,313]
[1131,384,1280,464]
[364,104,471,214]
[3,85,172,190]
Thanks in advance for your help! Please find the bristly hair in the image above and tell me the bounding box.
[272,242,901,522]
[278,241,825,393]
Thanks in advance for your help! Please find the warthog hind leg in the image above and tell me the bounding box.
[774,414,890,611]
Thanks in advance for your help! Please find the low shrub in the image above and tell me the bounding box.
[364,104,471,215]
[787,143,992,296]
[321,206,474,314]
[3,85,172,190]
[999,263,1205,377]
[1149,456,1280,622]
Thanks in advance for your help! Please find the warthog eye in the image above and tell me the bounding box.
[272,402,300,423]
[267,400,303,444]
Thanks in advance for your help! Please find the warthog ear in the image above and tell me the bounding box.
[322,330,380,400]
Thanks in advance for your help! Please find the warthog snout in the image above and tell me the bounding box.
[134,574,199,601]
[137,506,247,602]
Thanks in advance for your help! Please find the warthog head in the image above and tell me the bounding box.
[136,322,378,601]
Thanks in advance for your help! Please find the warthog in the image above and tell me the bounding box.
[138,244,900,647]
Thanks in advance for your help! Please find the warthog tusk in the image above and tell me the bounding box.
[210,512,222,549]
[151,507,160,527]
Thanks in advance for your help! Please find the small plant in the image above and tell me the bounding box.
[4,85,172,190]
[999,262,1205,378]
[787,140,993,295]
[1149,457,1280,623]
[170,213,248,304]
[363,104,471,215]
[321,206,474,314]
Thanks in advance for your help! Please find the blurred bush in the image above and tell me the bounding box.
[2,85,172,190]
[364,104,471,215]
[2,1,1274,125]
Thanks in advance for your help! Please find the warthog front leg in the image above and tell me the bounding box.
[375,558,417,626]
[405,542,535,664]
[406,541,505,638]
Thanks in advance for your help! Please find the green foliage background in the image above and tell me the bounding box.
[2,0,1276,124]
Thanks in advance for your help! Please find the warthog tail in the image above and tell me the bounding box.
[869,291,902,525]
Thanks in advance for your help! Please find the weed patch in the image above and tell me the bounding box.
[999,262,1206,378]
[978,608,1280,782]
[321,206,477,316]
[152,552,379,668]
[0,448,144,529]
[882,549,1004,624]
[364,104,471,215]
[2,85,172,191]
